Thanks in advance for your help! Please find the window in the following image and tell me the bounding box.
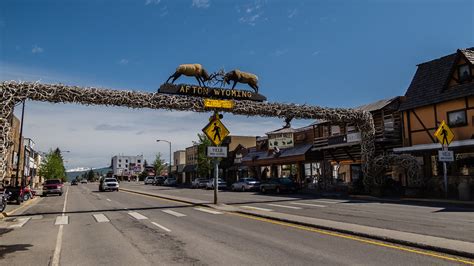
[447,109,467,127]
[125,160,128,163]
[119,159,121,162]
[384,115,395,131]
[118,164,121,168]
[331,125,340,136]
[137,159,141,163]
[458,64,471,83]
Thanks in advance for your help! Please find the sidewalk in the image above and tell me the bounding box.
[120,187,474,259]
[1,196,41,219]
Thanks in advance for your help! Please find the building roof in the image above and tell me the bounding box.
[399,47,474,111]
[241,143,313,162]
[266,127,297,135]
[353,97,399,112]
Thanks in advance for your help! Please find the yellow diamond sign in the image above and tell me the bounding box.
[434,120,455,146]
[203,117,230,146]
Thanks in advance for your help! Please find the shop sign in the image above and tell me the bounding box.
[268,136,294,149]
[438,150,454,162]
[347,132,362,143]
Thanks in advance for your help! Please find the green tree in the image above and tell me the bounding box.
[194,133,212,178]
[153,153,165,175]
[86,169,95,181]
[39,148,67,182]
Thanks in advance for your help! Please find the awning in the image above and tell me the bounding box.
[183,165,197,173]
[393,139,474,153]
[242,144,313,165]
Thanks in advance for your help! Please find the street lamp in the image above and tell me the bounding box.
[156,139,172,178]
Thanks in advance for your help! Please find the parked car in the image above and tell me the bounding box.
[153,176,166,186]
[80,179,88,184]
[43,179,64,196]
[163,177,177,186]
[144,176,157,185]
[191,178,209,189]
[260,178,298,194]
[99,178,119,192]
[206,178,227,190]
[71,180,78,185]
[231,178,261,192]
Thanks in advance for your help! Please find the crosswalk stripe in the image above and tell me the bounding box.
[162,209,186,217]
[291,202,326,208]
[151,222,171,232]
[313,200,345,204]
[267,204,302,210]
[9,217,31,228]
[92,214,110,223]
[194,207,223,214]
[128,212,148,220]
[106,199,112,202]
[55,216,69,225]
[240,206,273,212]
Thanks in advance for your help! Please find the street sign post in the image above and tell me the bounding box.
[434,120,455,199]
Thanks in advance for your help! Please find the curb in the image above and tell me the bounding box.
[1,196,40,219]
[234,210,474,260]
[120,187,474,259]
[348,195,474,208]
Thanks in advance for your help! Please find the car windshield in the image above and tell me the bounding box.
[105,178,117,182]
[245,178,257,182]
[45,180,61,184]
[280,178,293,184]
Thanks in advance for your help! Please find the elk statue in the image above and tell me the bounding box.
[166,64,213,87]
[223,69,259,93]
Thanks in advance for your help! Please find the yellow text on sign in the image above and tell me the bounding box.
[203,99,235,109]
[434,120,455,146]
[202,118,230,146]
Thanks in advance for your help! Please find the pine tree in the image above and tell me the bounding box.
[38,148,67,182]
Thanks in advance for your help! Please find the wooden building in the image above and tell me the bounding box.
[394,48,474,198]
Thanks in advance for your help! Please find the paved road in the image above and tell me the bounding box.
[121,182,474,242]
[0,183,470,265]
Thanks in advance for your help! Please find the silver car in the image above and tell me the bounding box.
[231,178,261,192]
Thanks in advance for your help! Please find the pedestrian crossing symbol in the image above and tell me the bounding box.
[434,120,454,146]
[203,116,230,146]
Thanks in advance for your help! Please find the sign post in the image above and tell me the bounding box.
[207,146,228,205]
[434,120,455,199]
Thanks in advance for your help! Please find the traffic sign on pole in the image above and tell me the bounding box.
[434,120,454,146]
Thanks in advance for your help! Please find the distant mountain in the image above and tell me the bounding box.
[66,167,112,181]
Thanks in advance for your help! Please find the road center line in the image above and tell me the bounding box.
[52,186,69,266]
[267,204,302,210]
[162,209,187,217]
[240,206,273,212]
[291,202,326,208]
[128,212,148,220]
[54,216,69,225]
[151,222,171,232]
[194,207,223,214]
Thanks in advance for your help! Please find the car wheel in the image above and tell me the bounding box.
[59,193,63,196]
[16,195,22,205]
[276,187,281,194]
[23,193,30,201]
[261,187,266,194]
[241,186,245,192]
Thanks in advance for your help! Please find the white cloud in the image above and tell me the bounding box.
[145,0,161,5]
[192,0,210,8]
[272,49,288,57]
[312,50,320,56]
[288,8,298,19]
[238,1,265,26]
[118,58,129,65]
[31,45,44,54]
[160,5,168,17]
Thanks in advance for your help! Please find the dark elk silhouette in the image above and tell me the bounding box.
[166,64,216,87]
[223,69,259,93]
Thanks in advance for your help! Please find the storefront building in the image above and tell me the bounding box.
[395,48,474,199]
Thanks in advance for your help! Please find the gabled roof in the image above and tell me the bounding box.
[266,127,297,135]
[399,47,474,111]
[353,97,400,112]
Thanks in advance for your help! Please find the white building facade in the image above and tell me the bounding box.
[111,155,144,177]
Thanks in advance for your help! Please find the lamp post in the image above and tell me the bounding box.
[156,139,172,178]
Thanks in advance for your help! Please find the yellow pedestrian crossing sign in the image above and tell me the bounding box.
[434,120,454,146]
[203,116,230,146]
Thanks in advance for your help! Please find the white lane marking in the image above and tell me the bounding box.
[52,187,69,266]
[240,206,273,212]
[291,202,326,208]
[93,214,110,223]
[128,212,148,220]
[267,204,302,210]
[162,209,187,217]
[55,216,69,225]
[313,200,346,204]
[151,222,171,232]
[106,199,112,202]
[194,207,223,214]
[9,217,31,228]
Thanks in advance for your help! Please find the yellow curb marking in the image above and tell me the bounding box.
[3,196,41,217]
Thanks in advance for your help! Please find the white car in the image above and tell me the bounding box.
[99,178,119,192]
[144,176,156,185]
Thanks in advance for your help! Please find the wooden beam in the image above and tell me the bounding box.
[343,147,356,162]
[412,109,436,143]
[327,149,338,163]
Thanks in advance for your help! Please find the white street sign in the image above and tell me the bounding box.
[438,150,454,162]
[207,146,227,158]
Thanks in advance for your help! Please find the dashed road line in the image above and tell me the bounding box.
[151,222,171,232]
[291,202,326,208]
[128,212,148,220]
[162,209,187,217]
[194,207,223,214]
[9,217,31,228]
[92,214,110,223]
[55,216,69,225]
[240,206,273,212]
[106,199,112,202]
[267,204,302,210]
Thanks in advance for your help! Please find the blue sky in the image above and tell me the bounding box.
[1,0,473,169]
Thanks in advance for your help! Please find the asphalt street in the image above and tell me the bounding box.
[122,182,474,242]
[0,183,471,265]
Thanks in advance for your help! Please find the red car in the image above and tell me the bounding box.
[42,179,64,196]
